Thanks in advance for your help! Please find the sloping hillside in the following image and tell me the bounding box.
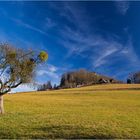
[1,84,140,139]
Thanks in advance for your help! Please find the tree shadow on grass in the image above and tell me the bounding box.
[31,125,117,139]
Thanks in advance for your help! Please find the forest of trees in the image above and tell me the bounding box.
[60,69,98,88]
[59,69,119,88]
[127,71,140,84]
[37,81,53,91]
[37,69,121,91]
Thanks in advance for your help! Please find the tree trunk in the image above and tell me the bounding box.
[0,95,4,114]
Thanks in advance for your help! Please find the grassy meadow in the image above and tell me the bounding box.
[1,84,140,138]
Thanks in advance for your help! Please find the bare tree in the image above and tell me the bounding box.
[37,81,52,91]
[0,44,48,114]
[128,71,140,84]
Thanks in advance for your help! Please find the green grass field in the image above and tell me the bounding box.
[1,84,140,138]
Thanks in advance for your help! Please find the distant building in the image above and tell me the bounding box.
[98,78,108,84]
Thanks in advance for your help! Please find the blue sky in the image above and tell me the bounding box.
[0,1,140,91]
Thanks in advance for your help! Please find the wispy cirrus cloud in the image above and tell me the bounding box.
[93,37,139,69]
[0,5,56,36]
[93,46,118,68]
[115,1,130,15]
[37,70,59,79]
[53,2,139,77]
[44,17,56,29]
[10,17,48,36]
[59,26,122,68]
[61,25,139,71]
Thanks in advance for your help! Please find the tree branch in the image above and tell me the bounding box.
[0,79,3,90]
[0,88,11,96]
[8,81,22,89]
[0,80,22,96]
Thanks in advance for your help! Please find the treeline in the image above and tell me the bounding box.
[37,69,121,91]
[37,81,57,91]
[60,69,98,88]
[37,69,140,91]
[60,69,119,88]
[127,71,140,84]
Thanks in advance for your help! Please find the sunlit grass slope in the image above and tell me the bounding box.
[1,84,140,138]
